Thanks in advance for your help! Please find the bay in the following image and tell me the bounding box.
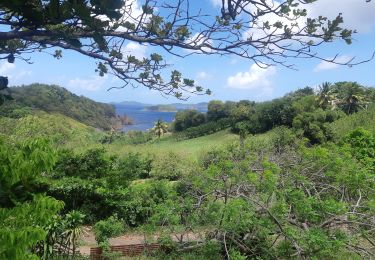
[115,104,177,132]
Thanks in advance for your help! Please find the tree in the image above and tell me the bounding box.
[0,138,64,259]
[316,82,336,110]
[334,82,368,114]
[152,119,168,138]
[173,109,205,131]
[0,0,372,99]
[0,76,11,105]
[62,210,85,258]
[207,100,227,121]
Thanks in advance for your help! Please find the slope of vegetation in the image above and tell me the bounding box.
[0,84,115,130]
[107,129,237,160]
[0,111,104,147]
[1,81,374,259]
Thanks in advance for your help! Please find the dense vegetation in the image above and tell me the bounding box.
[173,82,375,144]
[0,81,374,259]
[0,84,116,130]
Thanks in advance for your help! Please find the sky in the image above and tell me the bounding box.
[1,0,375,104]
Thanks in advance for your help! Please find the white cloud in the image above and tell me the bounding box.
[122,42,147,59]
[308,0,375,33]
[210,0,221,7]
[68,75,108,91]
[0,61,32,84]
[313,55,352,72]
[196,71,213,80]
[227,64,276,90]
[241,0,375,43]
[0,61,15,75]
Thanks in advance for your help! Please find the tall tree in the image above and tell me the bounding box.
[152,119,168,138]
[316,82,336,110]
[0,0,371,98]
[334,82,368,114]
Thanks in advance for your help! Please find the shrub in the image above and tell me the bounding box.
[151,152,188,180]
[93,215,125,244]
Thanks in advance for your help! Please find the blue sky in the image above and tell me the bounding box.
[1,0,375,104]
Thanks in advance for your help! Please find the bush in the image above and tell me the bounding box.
[151,152,187,180]
[93,215,125,244]
[115,152,153,180]
[53,148,114,179]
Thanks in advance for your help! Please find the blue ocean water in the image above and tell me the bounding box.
[115,104,177,131]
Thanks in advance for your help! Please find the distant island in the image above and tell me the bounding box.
[113,101,208,112]
[145,105,177,112]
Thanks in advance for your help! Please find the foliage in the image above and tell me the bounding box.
[152,119,169,139]
[101,130,153,145]
[93,215,125,245]
[333,82,369,114]
[53,148,115,179]
[343,128,375,170]
[151,152,189,181]
[122,180,177,227]
[115,152,153,181]
[207,100,229,121]
[154,139,375,258]
[292,109,344,144]
[0,111,104,148]
[0,138,64,259]
[173,110,206,132]
[331,104,375,138]
[38,210,85,258]
[0,84,116,130]
[1,1,363,98]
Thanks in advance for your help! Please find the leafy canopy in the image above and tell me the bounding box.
[0,0,371,98]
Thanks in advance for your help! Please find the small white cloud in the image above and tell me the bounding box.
[313,55,352,72]
[196,71,212,80]
[68,75,108,91]
[210,0,221,7]
[122,42,147,59]
[227,64,276,90]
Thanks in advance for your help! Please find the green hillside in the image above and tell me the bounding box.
[107,129,237,160]
[0,111,104,148]
[0,84,115,130]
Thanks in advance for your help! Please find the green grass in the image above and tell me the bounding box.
[106,129,238,161]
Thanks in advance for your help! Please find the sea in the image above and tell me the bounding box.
[115,104,177,132]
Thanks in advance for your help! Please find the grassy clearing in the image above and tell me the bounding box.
[106,129,238,161]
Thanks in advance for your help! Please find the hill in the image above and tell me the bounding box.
[0,111,104,148]
[0,84,116,130]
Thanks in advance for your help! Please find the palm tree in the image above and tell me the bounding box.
[152,119,168,138]
[337,82,367,114]
[62,211,85,258]
[316,82,337,110]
